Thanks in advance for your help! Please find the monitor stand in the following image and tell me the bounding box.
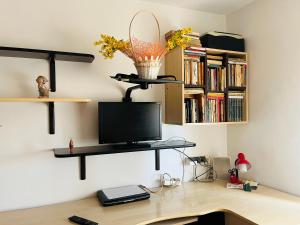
[112,142,152,150]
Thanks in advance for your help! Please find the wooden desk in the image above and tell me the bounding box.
[0,181,300,225]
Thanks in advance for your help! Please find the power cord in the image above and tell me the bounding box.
[172,148,217,182]
[140,173,181,194]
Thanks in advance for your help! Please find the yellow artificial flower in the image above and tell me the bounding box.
[94,34,130,59]
[167,27,192,50]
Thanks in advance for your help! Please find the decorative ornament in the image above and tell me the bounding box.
[69,139,74,153]
[36,76,50,98]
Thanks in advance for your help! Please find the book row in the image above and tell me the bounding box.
[184,92,245,123]
[228,92,245,122]
[228,59,247,87]
[207,66,226,91]
[184,59,205,86]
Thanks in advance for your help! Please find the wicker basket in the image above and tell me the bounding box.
[129,11,164,80]
[134,60,161,80]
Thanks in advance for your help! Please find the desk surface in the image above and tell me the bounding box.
[1,181,300,225]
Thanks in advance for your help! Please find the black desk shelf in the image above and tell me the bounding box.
[111,73,183,102]
[54,140,196,180]
[0,46,94,134]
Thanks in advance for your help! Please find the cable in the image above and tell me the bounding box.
[140,173,181,194]
[172,148,198,182]
[172,148,217,182]
[181,148,186,182]
[140,185,163,194]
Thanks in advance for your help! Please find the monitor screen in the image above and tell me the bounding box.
[98,102,162,144]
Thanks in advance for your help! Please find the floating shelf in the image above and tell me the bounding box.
[0,46,94,62]
[0,98,91,103]
[0,46,94,134]
[0,98,91,134]
[54,140,196,180]
[0,46,94,92]
[111,73,183,102]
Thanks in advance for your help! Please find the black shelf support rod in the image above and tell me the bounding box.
[123,84,149,102]
[49,102,55,135]
[48,54,56,135]
[49,54,56,92]
[80,156,86,180]
[155,150,160,170]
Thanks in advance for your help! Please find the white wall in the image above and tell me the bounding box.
[227,0,300,196]
[0,0,227,211]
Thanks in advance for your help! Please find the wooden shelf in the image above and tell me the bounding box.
[54,140,196,180]
[0,98,91,103]
[202,47,247,56]
[186,121,248,126]
[184,85,205,89]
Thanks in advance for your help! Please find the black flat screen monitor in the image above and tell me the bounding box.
[98,102,162,144]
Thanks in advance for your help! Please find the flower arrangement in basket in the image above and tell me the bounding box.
[94,11,192,80]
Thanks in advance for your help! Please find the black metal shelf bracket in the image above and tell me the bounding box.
[49,54,56,92]
[49,102,55,134]
[80,156,86,180]
[48,54,56,135]
[155,150,160,170]
[123,84,149,102]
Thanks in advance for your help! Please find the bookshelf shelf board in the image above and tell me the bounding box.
[206,91,226,94]
[202,48,247,56]
[0,98,91,103]
[54,140,196,180]
[186,122,248,126]
[227,86,247,91]
[184,85,205,89]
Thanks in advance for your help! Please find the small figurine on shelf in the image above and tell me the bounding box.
[36,75,50,98]
[69,138,74,153]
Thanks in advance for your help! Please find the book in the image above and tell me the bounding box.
[207,55,223,60]
[184,50,206,56]
[207,59,223,66]
[186,46,203,51]
[191,61,198,85]
[185,88,204,95]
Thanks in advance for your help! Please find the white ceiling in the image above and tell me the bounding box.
[143,0,255,14]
